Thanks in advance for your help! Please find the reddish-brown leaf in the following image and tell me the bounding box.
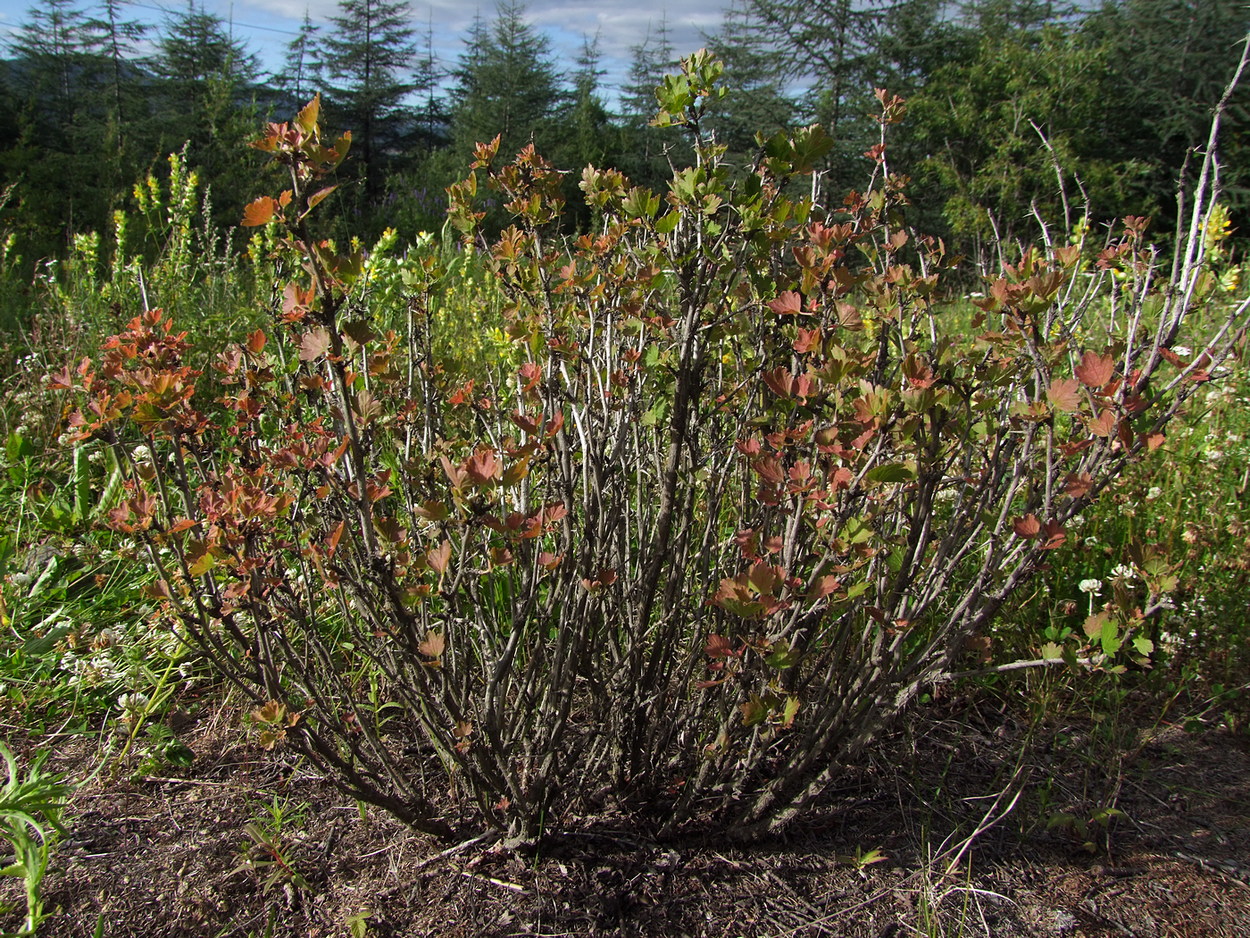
[1064,472,1094,499]
[768,291,803,316]
[1046,378,1082,413]
[1075,350,1115,389]
[762,367,795,398]
[418,630,445,659]
[1087,409,1116,437]
[1042,520,1066,550]
[427,540,451,575]
[807,575,841,600]
[1013,514,1041,538]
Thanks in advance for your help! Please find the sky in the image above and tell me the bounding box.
[0,0,733,102]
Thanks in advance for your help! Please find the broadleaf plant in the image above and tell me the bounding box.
[55,52,1250,846]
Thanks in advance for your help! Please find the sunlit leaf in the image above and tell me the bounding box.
[299,327,331,361]
[241,196,278,227]
[418,631,445,659]
[296,94,320,134]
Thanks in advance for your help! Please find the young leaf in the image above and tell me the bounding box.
[427,540,451,575]
[299,328,331,361]
[296,94,320,135]
[306,186,337,213]
[241,196,278,227]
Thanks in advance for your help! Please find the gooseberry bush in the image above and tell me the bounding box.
[54,53,1249,845]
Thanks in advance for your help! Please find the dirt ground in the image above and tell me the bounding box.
[8,692,1250,938]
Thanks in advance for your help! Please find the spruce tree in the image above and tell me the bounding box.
[274,11,325,105]
[154,2,259,89]
[566,34,611,167]
[410,16,447,152]
[618,17,676,126]
[449,1,561,159]
[152,3,263,229]
[3,0,104,249]
[6,0,93,124]
[616,18,680,189]
[323,0,418,198]
[1087,0,1250,218]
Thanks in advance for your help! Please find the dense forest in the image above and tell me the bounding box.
[1,0,1248,271]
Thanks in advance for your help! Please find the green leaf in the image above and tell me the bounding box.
[1040,641,1063,661]
[843,581,871,601]
[71,445,91,524]
[740,694,768,727]
[5,431,34,463]
[765,646,801,669]
[1100,619,1122,657]
[843,516,873,544]
[865,463,916,484]
[295,94,320,135]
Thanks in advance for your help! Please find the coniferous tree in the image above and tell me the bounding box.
[274,10,324,105]
[747,0,885,134]
[617,18,680,188]
[873,0,964,96]
[86,0,147,125]
[564,34,610,165]
[905,3,1117,267]
[2,0,105,252]
[410,15,447,152]
[449,1,562,159]
[1086,0,1250,220]
[704,1,795,157]
[83,0,150,232]
[323,0,418,199]
[152,3,263,229]
[618,16,676,127]
[155,2,259,89]
[7,0,93,124]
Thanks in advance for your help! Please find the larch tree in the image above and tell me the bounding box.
[703,0,795,157]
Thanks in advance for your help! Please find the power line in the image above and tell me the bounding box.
[118,0,303,37]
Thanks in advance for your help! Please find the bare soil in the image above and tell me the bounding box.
[7,691,1250,938]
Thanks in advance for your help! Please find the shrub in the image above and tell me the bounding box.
[54,54,1250,846]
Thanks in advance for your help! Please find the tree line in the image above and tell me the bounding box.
[1,0,1246,270]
